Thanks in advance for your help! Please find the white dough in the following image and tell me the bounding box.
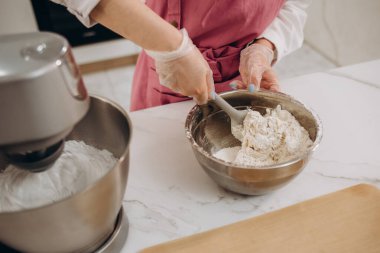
[214,105,313,167]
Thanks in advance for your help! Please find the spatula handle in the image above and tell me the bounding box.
[210,91,246,124]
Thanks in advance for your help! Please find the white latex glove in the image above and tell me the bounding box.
[146,29,214,104]
[236,43,279,92]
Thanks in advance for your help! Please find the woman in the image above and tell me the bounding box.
[53,0,311,111]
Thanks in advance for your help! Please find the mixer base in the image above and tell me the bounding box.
[0,207,129,253]
[95,207,129,253]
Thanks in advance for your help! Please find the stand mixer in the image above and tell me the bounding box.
[0,32,130,253]
[0,32,89,172]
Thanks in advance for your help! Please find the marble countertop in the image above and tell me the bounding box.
[121,60,380,252]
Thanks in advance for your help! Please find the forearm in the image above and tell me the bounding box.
[90,0,182,51]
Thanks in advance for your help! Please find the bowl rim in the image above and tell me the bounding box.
[185,90,323,170]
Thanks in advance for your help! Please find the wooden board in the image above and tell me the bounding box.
[141,184,380,253]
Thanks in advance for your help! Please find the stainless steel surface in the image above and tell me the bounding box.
[96,207,129,253]
[0,207,129,253]
[0,32,89,168]
[185,90,322,195]
[212,91,246,124]
[0,96,132,253]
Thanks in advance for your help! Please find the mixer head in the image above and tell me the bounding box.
[5,141,64,172]
[0,127,73,172]
[0,32,89,172]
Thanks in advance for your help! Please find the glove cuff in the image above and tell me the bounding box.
[244,43,275,66]
[145,29,195,62]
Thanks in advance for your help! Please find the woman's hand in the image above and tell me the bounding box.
[237,39,280,92]
[91,0,214,104]
[147,29,214,105]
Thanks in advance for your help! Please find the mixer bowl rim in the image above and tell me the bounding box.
[0,94,132,215]
[185,90,323,170]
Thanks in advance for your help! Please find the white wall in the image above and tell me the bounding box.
[304,0,380,66]
[0,0,38,35]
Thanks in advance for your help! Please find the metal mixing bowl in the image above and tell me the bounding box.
[0,95,132,253]
[185,90,322,195]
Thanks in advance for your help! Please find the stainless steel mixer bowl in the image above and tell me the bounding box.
[185,90,322,195]
[0,95,132,253]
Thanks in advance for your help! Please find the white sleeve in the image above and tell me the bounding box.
[50,0,101,27]
[258,0,312,62]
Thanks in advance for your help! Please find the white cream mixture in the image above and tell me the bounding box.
[214,105,313,166]
[0,140,117,212]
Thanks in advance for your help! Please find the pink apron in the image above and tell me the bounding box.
[130,0,285,111]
